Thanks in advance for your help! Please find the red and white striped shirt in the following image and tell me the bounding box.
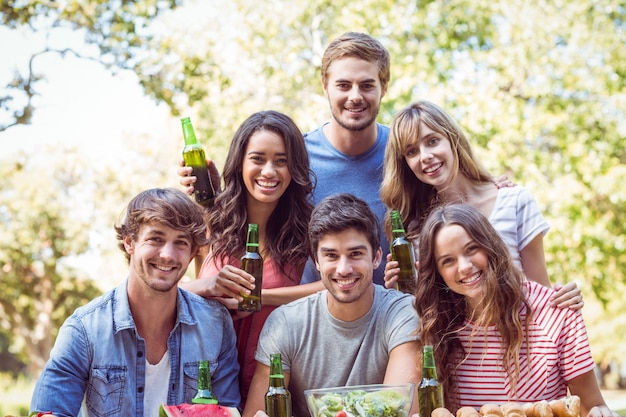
[453,281,595,406]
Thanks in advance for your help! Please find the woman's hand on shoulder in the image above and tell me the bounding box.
[551,281,584,310]
[493,174,516,189]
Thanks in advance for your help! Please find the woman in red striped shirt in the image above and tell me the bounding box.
[415,203,616,417]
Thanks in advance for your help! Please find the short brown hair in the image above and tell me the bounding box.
[308,193,380,262]
[321,32,390,93]
[115,188,209,262]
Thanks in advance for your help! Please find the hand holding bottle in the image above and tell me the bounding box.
[384,253,419,290]
[182,264,256,306]
[178,157,221,198]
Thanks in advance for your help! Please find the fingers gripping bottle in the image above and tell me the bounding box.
[181,117,217,207]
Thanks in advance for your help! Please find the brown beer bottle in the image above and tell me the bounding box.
[192,360,219,404]
[265,353,292,417]
[238,223,263,312]
[181,117,217,208]
[389,210,417,293]
[418,345,444,417]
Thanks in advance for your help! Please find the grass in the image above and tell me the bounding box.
[0,374,33,417]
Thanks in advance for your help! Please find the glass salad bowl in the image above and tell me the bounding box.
[304,383,415,417]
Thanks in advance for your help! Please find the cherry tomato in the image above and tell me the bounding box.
[335,411,347,417]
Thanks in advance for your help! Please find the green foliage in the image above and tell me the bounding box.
[0,152,103,376]
[1,0,625,370]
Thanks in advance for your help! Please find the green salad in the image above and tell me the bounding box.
[310,389,409,417]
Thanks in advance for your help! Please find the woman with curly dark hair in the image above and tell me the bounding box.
[179,110,321,403]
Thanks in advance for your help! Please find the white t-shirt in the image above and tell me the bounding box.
[144,350,171,417]
[489,186,550,272]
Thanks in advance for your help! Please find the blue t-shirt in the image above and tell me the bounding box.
[302,122,389,285]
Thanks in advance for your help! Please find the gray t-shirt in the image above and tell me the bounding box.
[255,284,419,417]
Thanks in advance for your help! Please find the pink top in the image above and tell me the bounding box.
[199,253,300,403]
[453,281,595,406]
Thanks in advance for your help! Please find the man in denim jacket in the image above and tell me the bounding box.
[30,188,241,417]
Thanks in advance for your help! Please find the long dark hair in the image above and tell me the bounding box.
[207,110,314,280]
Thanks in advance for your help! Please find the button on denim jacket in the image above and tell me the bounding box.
[31,279,241,417]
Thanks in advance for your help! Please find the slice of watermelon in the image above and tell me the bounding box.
[159,403,241,417]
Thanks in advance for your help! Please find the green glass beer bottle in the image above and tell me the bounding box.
[181,117,216,208]
[238,223,263,312]
[192,360,219,404]
[389,210,417,294]
[418,345,444,417]
[265,353,292,417]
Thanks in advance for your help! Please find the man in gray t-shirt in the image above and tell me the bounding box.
[243,194,420,417]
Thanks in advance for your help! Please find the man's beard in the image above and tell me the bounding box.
[331,110,377,132]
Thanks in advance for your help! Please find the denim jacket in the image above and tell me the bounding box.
[31,279,241,417]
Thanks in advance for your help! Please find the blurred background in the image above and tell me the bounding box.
[1,0,625,414]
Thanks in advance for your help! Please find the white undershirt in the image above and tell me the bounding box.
[144,350,171,417]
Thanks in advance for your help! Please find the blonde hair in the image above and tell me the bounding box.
[380,100,493,239]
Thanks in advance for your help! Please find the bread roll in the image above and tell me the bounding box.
[534,400,554,417]
[501,403,526,417]
[550,395,580,417]
[457,406,481,417]
[432,407,455,417]
[480,404,504,417]
[523,403,535,417]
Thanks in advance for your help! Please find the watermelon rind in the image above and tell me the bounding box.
[159,403,241,417]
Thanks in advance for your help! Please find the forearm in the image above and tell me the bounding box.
[261,281,324,306]
[567,370,614,417]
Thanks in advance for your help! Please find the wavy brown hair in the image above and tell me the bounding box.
[415,203,531,411]
[380,100,492,241]
[207,110,314,281]
[115,188,209,263]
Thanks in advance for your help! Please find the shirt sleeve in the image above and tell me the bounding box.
[30,316,91,417]
[516,187,550,251]
[559,309,596,381]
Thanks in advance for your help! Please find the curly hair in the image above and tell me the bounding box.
[380,100,492,241]
[115,188,209,263]
[206,110,314,281]
[415,203,532,411]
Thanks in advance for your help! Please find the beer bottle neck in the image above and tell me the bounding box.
[269,374,286,388]
[181,119,199,146]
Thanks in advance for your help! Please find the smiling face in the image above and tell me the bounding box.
[434,224,488,315]
[315,228,381,319]
[323,57,384,132]
[242,129,292,208]
[403,121,457,190]
[124,221,194,293]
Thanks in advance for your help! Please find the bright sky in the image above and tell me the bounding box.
[0,25,179,285]
[0,25,172,157]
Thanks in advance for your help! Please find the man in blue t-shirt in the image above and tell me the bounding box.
[300,32,391,285]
